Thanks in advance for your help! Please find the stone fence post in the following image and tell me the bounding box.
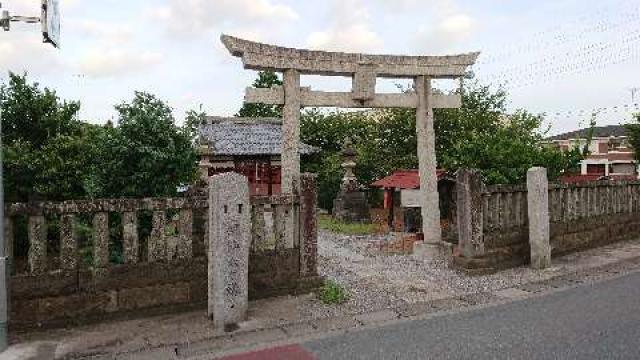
[300,173,318,276]
[456,169,485,258]
[527,167,551,269]
[28,216,47,274]
[208,172,251,331]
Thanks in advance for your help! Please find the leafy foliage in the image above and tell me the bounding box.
[623,113,640,159]
[184,104,207,143]
[1,73,198,202]
[434,85,584,183]
[299,83,583,210]
[95,91,198,198]
[236,71,283,118]
[1,73,91,201]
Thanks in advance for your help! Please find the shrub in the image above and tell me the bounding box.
[319,280,349,305]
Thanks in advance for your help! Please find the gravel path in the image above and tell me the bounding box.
[302,229,640,319]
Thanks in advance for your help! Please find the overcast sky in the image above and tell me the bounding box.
[1,0,639,135]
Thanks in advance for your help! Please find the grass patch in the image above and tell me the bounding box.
[319,280,349,305]
[318,215,380,235]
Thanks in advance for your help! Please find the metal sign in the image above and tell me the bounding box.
[41,0,59,48]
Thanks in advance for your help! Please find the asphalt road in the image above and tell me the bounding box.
[219,271,640,360]
[300,271,640,360]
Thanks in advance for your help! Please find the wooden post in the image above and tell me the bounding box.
[387,189,395,230]
[268,157,273,196]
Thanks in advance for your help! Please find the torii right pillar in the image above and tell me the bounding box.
[415,76,441,244]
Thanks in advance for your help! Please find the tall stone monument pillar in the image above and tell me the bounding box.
[208,173,251,331]
[456,169,485,258]
[527,167,551,269]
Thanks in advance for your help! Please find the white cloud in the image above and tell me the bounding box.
[415,13,476,54]
[307,24,383,53]
[66,17,164,79]
[78,49,162,78]
[407,0,477,54]
[153,0,299,35]
[0,33,66,75]
[69,19,133,44]
[1,0,41,16]
[305,0,383,53]
[374,0,459,14]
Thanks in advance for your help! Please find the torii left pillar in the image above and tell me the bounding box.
[282,69,301,194]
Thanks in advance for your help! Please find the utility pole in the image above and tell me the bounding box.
[0,0,60,352]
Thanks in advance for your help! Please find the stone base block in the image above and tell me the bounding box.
[333,191,370,223]
[451,244,529,275]
[413,241,453,261]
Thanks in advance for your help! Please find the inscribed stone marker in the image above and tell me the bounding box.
[456,169,484,258]
[208,172,251,330]
[527,167,551,269]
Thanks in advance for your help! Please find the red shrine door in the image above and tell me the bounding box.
[234,158,281,195]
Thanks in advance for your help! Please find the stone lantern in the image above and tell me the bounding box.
[332,138,370,223]
[340,138,358,192]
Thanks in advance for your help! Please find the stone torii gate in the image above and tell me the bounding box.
[221,34,478,244]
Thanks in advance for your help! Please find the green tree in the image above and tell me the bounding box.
[299,84,583,209]
[1,72,81,147]
[623,112,640,160]
[434,84,583,183]
[96,91,198,198]
[184,104,207,143]
[301,110,377,209]
[236,71,283,118]
[1,72,91,201]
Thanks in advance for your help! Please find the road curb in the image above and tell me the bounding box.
[63,252,640,359]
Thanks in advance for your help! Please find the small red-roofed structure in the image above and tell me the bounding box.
[371,169,452,232]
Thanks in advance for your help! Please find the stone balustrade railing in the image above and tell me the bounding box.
[455,169,640,272]
[5,191,319,276]
[482,184,528,232]
[4,196,209,275]
[6,173,321,329]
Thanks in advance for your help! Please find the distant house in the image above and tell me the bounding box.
[547,125,639,178]
[198,117,319,195]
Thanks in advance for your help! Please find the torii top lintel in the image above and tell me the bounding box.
[221,34,479,79]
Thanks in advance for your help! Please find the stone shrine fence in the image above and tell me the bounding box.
[453,169,640,272]
[5,174,321,330]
